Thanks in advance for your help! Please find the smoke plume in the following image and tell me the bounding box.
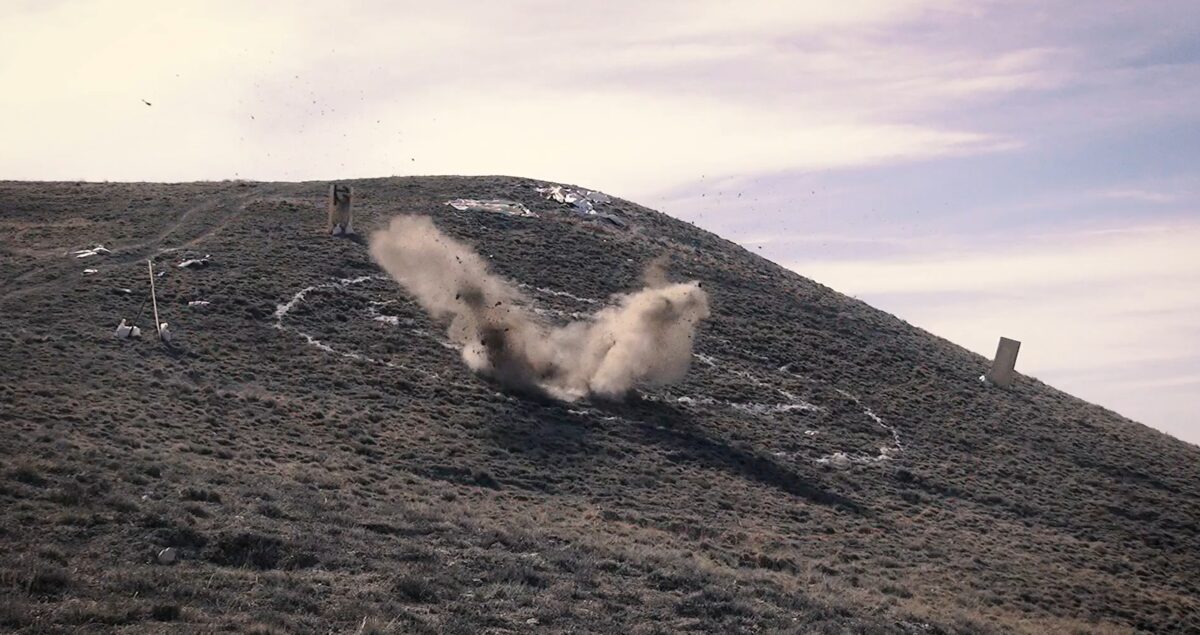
[368,215,710,401]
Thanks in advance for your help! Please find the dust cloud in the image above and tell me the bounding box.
[368,215,709,401]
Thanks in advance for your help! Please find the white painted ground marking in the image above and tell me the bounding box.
[276,277,906,466]
[273,275,439,379]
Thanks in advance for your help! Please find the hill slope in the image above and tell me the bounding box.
[1,177,1197,634]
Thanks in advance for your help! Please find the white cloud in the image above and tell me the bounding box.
[0,0,1023,193]
[1095,189,1179,204]
[791,224,1200,295]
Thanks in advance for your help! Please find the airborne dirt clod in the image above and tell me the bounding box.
[1,176,1198,634]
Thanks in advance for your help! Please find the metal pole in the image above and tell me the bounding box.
[147,259,161,340]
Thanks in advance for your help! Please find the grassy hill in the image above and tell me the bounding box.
[1,177,1197,633]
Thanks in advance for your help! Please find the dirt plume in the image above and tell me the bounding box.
[368,215,709,400]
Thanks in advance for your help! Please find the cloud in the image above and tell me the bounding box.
[0,0,1021,193]
[1094,189,1179,204]
[790,223,1200,295]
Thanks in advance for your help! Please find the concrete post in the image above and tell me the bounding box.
[986,337,1021,387]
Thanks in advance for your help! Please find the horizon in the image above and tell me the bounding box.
[3,1,1196,444]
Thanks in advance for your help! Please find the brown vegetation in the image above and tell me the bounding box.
[1,177,1197,633]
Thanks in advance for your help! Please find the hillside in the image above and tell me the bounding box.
[1,176,1197,634]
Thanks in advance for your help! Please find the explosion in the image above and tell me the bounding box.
[368,215,709,401]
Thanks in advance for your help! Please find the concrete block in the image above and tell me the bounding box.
[986,336,1021,387]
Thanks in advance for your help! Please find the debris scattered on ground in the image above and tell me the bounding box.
[535,185,626,227]
[159,322,172,343]
[83,268,98,275]
[115,288,132,294]
[115,319,141,339]
[72,245,110,258]
[446,199,537,218]
[157,547,177,565]
[804,429,819,436]
[188,300,210,307]
[177,255,211,268]
[820,452,853,470]
[536,185,609,211]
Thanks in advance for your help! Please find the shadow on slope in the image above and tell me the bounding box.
[483,391,864,514]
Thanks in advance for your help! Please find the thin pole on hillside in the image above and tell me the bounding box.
[147,259,161,340]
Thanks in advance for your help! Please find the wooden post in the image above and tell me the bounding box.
[985,337,1021,387]
[147,260,161,340]
[328,184,353,235]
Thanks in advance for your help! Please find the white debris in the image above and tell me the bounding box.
[157,547,177,565]
[83,268,98,275]
[693,353,718,367]
[535,185,606,211]
[446,199,537,218]
[159,322,172,343]
[72,245,110,258]
[188,300,210,307]
[177,255,211,268]
[535,186,625,226]
[819,452,853,470]
[804,429,819,436]
[115,319,141,339]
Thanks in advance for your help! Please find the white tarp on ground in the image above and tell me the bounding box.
[446,199,537,218]
[72,245,110,258]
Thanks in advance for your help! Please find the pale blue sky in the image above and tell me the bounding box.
[2,1,1197,442]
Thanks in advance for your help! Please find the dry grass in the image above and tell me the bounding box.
[1,177,1197,633]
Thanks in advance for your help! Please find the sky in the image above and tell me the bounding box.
[2,1,1197,444]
